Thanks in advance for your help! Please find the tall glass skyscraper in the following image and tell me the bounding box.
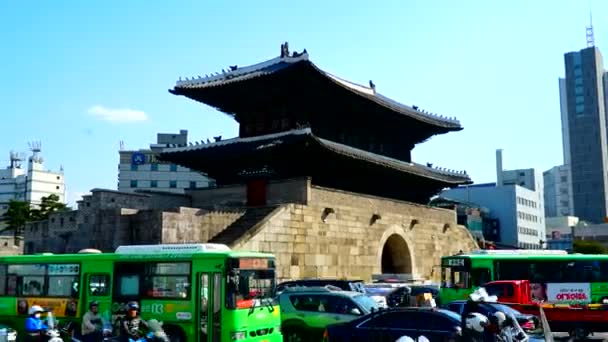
[561,46,608,223]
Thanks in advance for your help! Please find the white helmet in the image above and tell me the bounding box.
[417,336,430,342]
[494,311,507,327]
[28,305,44,315]
[466,312,489,333]
[395,336,415,342]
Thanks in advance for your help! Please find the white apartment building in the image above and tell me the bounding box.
[0,146,66,226]
[118,130,212,194]
[441,149,546,249]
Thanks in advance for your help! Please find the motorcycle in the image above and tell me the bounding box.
[104,318,169,342]
[46,312,64,342]
[0,326,17,342]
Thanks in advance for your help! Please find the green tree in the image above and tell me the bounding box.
[2,200,31,244]
[30,194,68,221]
[573,240,607,254]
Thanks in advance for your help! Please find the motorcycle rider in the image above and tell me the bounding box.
[120,301,149,342]
[82,301,103,342]
[465,312,490,342]
[25,305,48,341]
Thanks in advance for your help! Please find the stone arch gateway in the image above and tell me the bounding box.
[381,233,413,274]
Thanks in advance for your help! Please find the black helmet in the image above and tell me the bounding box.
[127,301,139,311]
[89,301,99,309]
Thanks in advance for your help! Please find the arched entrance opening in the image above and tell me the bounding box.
[381,234,412,274]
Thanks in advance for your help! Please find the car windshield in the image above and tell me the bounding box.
[365,287,394,296]
[436,308,462,322]
[353,294,379,313]
[489,303,521,316]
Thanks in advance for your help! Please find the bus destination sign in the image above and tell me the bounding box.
[239,258,268,269]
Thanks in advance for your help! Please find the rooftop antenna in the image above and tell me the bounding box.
[9,151,24,169]
[586,1,595,47]
[119,140,125,151]
[28,141,42,163]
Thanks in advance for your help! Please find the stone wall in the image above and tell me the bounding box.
[23,182,478,284]
[161,207,244,243]
[0,233,22,255]
[234,186,477,282]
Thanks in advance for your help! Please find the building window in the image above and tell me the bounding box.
[151,164,158,171]
[130,180,137,188]
[56,186,60,190]
[190,181,196,189]
[131,164,138,171]
[170,181,177,188]
[575,95,584,104]
[576,104,585,114]
[56,176,60,180]
[170,164,178,172]
[151,180,158,188]
[575,77,583,85]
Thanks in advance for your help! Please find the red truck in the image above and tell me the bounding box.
[483,280,608,339]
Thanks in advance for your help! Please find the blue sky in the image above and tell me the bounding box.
[1,0,605,205]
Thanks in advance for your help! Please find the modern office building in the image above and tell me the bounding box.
[543,165,573,218]
[561,45,608,223]
[441,150,546,249]
[118,130,212,194]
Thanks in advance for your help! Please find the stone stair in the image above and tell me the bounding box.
[209,206,280,245]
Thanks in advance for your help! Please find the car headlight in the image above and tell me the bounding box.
[231,331,247,340]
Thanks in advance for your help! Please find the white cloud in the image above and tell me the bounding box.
[88,105,148,123]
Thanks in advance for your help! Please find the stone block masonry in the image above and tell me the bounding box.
[23,179,477,282]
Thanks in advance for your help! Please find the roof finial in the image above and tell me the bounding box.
[587,1,595,47]
[280,42,290,58]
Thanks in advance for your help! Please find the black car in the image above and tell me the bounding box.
[323,307,462,342]
[443,300,537,331]
[277,279,366,294]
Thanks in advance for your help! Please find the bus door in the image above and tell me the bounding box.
[83,273,112,327]
[198,272,222,342]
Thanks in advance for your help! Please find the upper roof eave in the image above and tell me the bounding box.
[169,43,462,130]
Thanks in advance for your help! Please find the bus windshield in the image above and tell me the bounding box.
[226,258,276,309]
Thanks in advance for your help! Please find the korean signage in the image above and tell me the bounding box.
[17,298,78,317]
[441,258,469,268]
[546,283,590,303]
[239,258,269,269]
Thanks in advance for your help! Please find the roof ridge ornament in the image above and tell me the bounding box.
[281,42,290,58]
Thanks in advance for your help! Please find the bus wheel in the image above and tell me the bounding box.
[164,326,185,342]
[569,328,589,340]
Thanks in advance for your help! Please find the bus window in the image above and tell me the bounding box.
[200,274,209,340]
[6,263,80,297]
[441,267,470,289]
[213,273,221,342]
[0,265,6,295]
[119,275,140,296]
[471,268,491,287]
[89,274,110,296]
[225,258,276,309]
[144,262,190,299]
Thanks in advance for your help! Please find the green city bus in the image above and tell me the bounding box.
[0,243,282,342]
[440,249,608,305]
